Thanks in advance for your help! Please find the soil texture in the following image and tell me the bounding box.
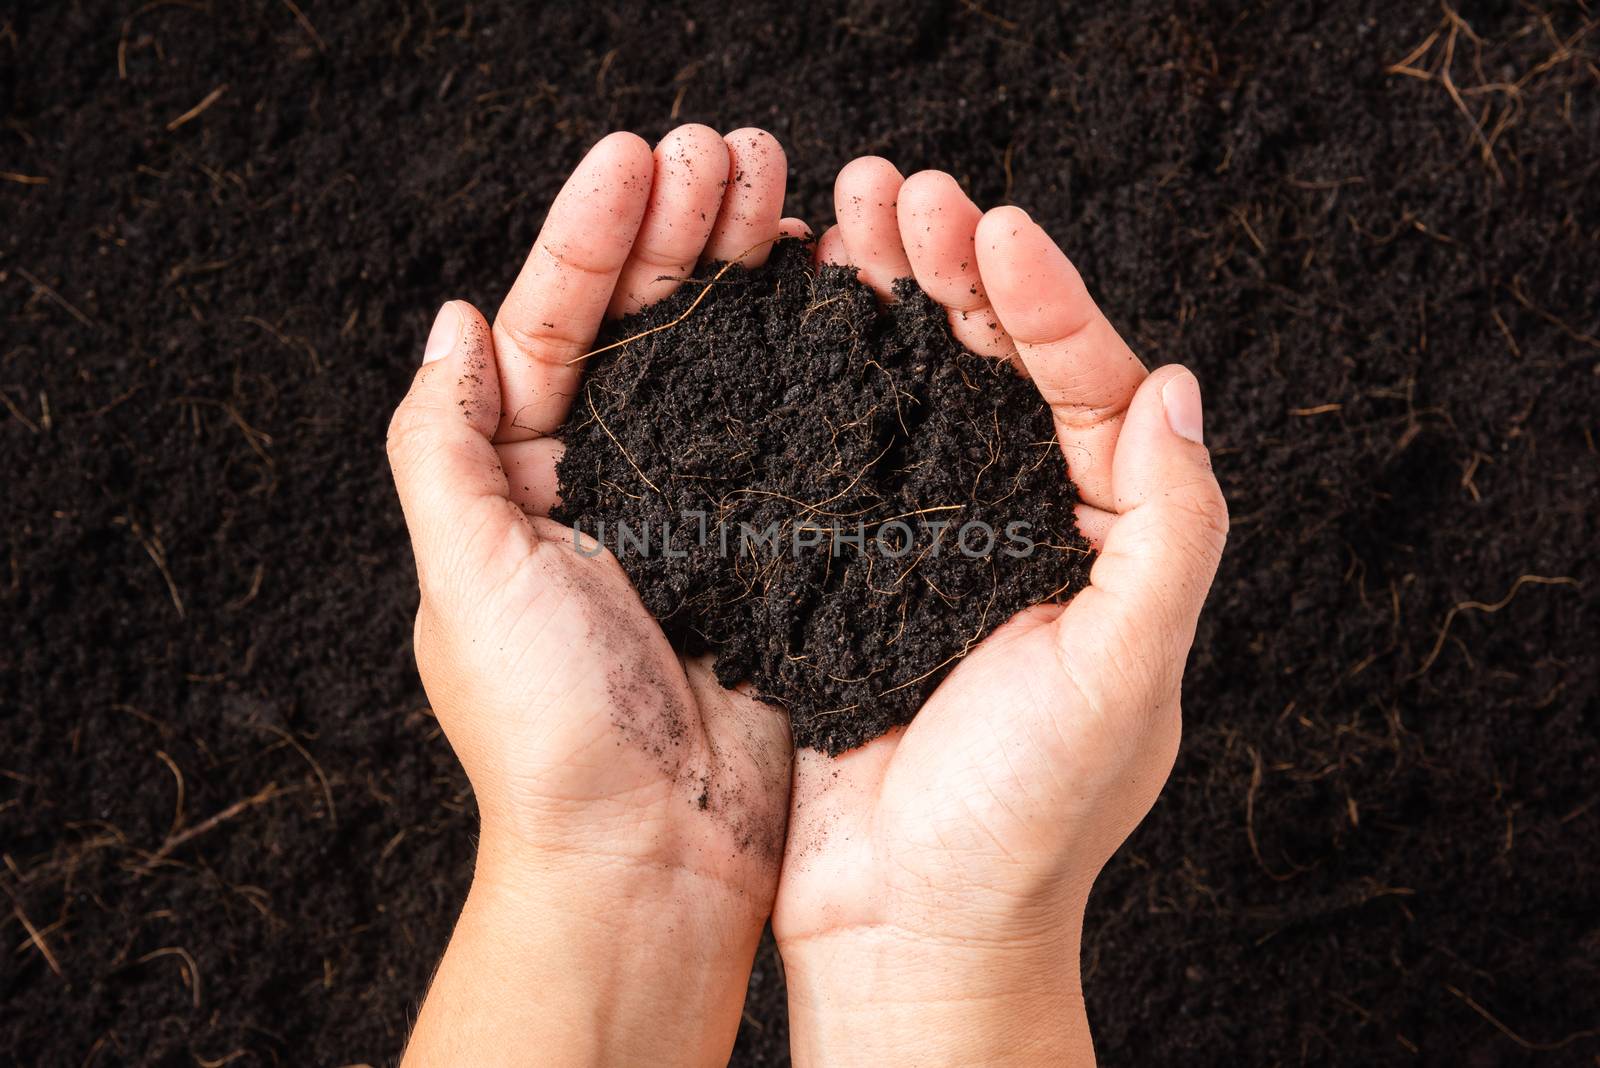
[553,239,1090,754]
[3,2,1598,1066]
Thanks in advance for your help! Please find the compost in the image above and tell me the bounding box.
[552,239,1090,754]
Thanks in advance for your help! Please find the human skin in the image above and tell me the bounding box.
[389,125,806,1067]
[776,161,1229,1064]
[389,134,1226,1065]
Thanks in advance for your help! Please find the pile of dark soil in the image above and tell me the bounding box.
[3,2,1597,1066]
[552,239,1089,754]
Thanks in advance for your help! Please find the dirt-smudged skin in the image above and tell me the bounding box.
[454,315,498,426]
[554,239,1092,754]
[562,563,690,771]
[555,552,788,866]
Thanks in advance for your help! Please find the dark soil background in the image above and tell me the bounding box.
[2,1,1596,1064]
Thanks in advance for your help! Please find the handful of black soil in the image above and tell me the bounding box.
[552,238,1091,754]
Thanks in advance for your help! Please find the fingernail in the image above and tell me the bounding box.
[423,301,461,364]
[1162,370,1204,445]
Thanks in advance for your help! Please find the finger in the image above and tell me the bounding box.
[609,124,730,318]
[1072,502,1115,550]
[975,206,1147,512]
[814,224,848,266]
[703,128,787,268]
[499,436,565,516]
[896,170,1016,360]
[388,301,525,597]
[778,216,812,240]
[1057,366,1228,695]
[493,131,654,443]
[834,156,913,301]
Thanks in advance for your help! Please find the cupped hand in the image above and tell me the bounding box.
[776,160,1230,1065]
[388,126,803,1066]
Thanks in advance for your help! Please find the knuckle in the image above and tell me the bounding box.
[626,244,690,274]
[541,240,614,279]
[1051,396,1128,432]
[385,401,433,469]
[1191,485,1231,543]
[1165,477,1231,546]
[496,314,585,366]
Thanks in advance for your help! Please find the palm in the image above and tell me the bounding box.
[393,125,805,893]
[422,514,788,877]
[775,591,1176,949]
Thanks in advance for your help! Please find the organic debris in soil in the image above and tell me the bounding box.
[552,238,1092,754]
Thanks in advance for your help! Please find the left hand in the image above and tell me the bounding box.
[388,125,803,1067]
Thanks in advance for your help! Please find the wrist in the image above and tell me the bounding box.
[404,832,766,1067]
[780,919,1093,1068]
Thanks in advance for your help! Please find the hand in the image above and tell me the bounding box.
[774,160,1230,1065]
[387,126,804,1067]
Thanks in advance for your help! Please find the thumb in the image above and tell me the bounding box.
[386,300,518,596]
[1063,365,1228,689]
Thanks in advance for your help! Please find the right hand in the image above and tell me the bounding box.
[773,159,1230,1066]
